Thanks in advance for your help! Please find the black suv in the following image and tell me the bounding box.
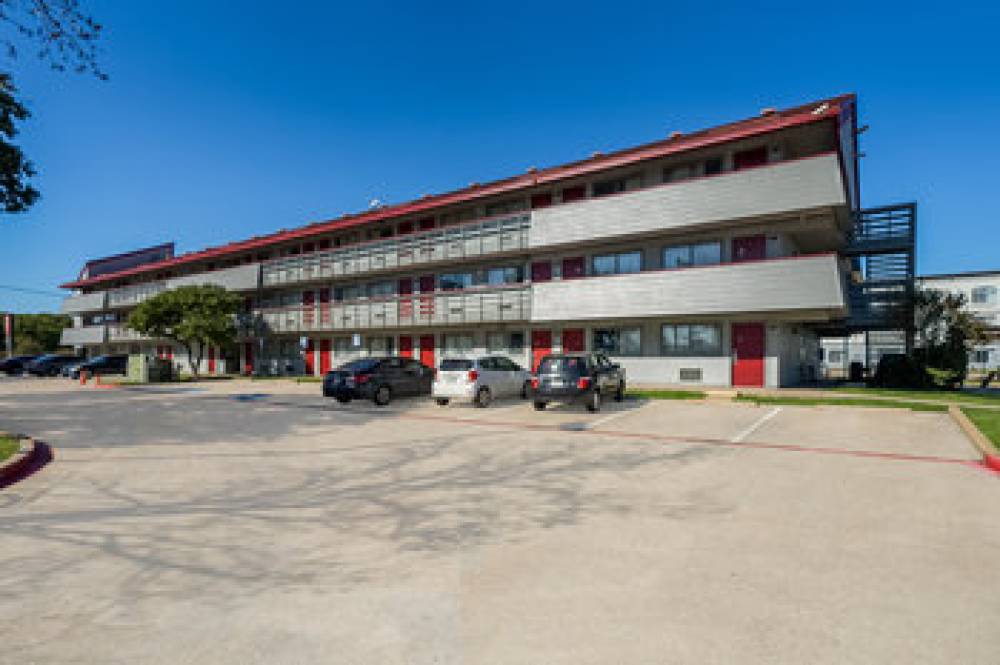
[26,354,84,377]
[531,353,626,412]
[0,355,39,376]
[71,354,128,379]
[323,356,434,406]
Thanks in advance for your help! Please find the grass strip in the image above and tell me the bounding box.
[736,394,947,412]
[0,435,20,463]
[829,387,1000,406]
[627,389,705,400]
[960,407,1000,451]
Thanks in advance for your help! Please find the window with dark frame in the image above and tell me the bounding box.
[661,324,722,356]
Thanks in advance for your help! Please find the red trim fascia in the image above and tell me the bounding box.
[62,95,853,290]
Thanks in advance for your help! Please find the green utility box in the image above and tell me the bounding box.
[127,354,174,383]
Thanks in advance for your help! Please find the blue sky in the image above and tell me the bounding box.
[1,0,998,312]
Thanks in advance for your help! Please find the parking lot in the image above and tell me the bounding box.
[1,378,998,664]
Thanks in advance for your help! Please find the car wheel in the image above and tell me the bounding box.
[335,396,351,404]
[373,385,391,406]
[586,390,602,412]
[475,386,492,408]
[533,401,547,411]
[615,381,625,402]
[435,398,449,407]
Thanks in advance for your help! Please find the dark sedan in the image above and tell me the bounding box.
[531,352,626,412]
[70,354,128,379]
[0,355,39,376]
[323,356,434,406]
[26,354,85,377]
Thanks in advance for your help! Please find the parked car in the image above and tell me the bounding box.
[70,354,128,379]
[323,356,434,406]
[531,353,626,412]
[26,354,85,377]
[61,358,86,378]
[433,356,531,407]
[0,355,39,376]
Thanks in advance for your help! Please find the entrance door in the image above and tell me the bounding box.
[419,334,435,368]
[732,323,765,387]
[531,261,552,282]
[562,328,585,353]
[732,235,766,262]
[208,346,216,374]
[244,342,254,376]
[304,338,315,375]
[531,330,552,371]
[561,257,585,280]
[302,290,315,328]
[319,339,332,374]
[399,278,413,321]
[399,335,413,358]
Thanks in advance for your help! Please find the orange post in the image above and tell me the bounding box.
[79,369,88,385]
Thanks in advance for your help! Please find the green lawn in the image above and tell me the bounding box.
[0,435,20,463]
[829,386,1000,406]
[627,389,706,400]
[736,394,947,413]
[961,408,1000,451]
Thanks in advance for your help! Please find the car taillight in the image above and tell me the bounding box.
[467,370,478,382]
[530,377,539,389]
[577,376,591,390]
[355,373,370,384]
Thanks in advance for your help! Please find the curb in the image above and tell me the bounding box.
[947,406,1000,474]
[0,431,52,488]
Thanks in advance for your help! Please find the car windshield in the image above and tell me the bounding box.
[439,359,474,371]
[336,358,380,373]
[33,355,59,362]
[538,356,586,375]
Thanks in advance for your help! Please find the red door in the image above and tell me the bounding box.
[732,235,766,262]
[419,334,435,368]
[532,330,552,371]
[733,146,768,170]
[562,328,585,353]
[561,257,585,280]
[418,216,435,231]
[531,261,552,282]
[399,335,413,358]
[530,192,553,209]
[244,342,254,376]
[732,323,765,387]
[399,278,413,320]
[305,338,315,375]
[208,346,216,374]
[319,288,331,325]
[319,339,332,374]
[418,275,435,319]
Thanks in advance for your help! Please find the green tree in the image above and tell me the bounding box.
[0,0,105,214]
[11,312,70,353]
[126,285,240,379]
[912,288,988,388]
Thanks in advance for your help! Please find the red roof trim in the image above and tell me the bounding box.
[62,94,853,289]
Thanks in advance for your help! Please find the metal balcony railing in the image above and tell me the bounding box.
[107,281,167,308]
[107,324,152,342]
[60,291,107,314]
[260,212,531,287]
[259,284,531,333]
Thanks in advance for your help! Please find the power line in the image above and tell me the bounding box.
[0,284,64,298]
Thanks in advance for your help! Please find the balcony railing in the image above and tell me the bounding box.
[60,291,107,314]
[107,324,152,342]
[261,213,530,287]
[108,281,166,308]
[260,284,531,333]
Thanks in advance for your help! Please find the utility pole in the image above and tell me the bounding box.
[3,312,12,358]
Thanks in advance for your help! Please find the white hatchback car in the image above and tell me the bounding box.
[433,356,532,407]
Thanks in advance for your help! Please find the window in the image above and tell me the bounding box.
[485,198,526,216]
[592,328,642,356]
[593,251,642,276]
[443,333,475,356]
[827,350,844,364]
[661,324,722,356]
[971,286,997,304]
[592,174,642,198]
[561,185,586,203]
[973,350,991,364]
[663,163,696,183]
[367,336,394,355]
[663,241,722,269]
[333,285,363,302]
[439,272,473,291]
[367,281,395,298]
[486,266,524,286]
[486,331,525,354]
[704,157,724,175]
[439,208,476,227]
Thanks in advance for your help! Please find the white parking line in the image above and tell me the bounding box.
[584,402,650,430]
[730,406,782,443]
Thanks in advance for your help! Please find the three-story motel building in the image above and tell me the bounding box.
[60,95,869,388]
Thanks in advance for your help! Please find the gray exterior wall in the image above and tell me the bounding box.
[530,254,846,323]
[60,291,107,314]
[60,325,107,346]
[167,263,260,291]
[529,154,846,248]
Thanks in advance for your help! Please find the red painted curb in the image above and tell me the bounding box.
[0,440,53,489]
[985,454,1000,474]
